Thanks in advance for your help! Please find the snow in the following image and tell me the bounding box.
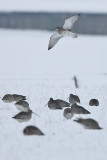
[0,74,107,160]
[0,0,107,13]
[0,30,107,74]
[0,29,107,160]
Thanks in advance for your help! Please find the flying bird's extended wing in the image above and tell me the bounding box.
[63,14,80,31]
[48,33,63,50]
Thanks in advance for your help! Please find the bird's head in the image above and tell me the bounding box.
[50,98,53,101]
[51,26,61,31]
[55,26,61,30]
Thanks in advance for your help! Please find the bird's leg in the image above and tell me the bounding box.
[44,103,48,107]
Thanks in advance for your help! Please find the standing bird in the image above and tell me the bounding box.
[23,126,44,136]
[48,14,80,50]
[15,100,30,112]
[68,93,80,104]
[89,99,99,106]
[74,118,102,130]
[71,103,90,114]
[12,110,39,122]
[63,108,74,120]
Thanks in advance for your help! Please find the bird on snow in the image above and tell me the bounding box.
[23,126,44,136]
[14,100,30,112]
[68,93,80,104]
[2,94,26,103]
[89,99,99,106]
[12,94,26,102]
[71,103,90,114]
[2,94,15,103]
[45,98,70,110]
[63,108,74,120]
[12,110,39,122]
[55,99,70,108]
[48,14,80,50]
[46,98,62,110]
[74,118,102,130]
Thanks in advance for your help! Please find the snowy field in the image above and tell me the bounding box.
[0,30,107,160]
[0,30,107,74]
[0,0,107,13]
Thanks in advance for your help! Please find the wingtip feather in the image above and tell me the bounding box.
[48,47,51,50]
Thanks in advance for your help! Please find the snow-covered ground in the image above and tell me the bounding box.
[0,0,107,13]
[0,30,107,74]
[0,30,107,160]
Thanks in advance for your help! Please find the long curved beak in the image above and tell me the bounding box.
[44,103,48,107]
[66,97,69,100]
[32,112,40,117]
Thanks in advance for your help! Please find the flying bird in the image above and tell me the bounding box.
[48,14,80,50]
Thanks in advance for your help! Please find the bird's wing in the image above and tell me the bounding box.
[63,14,80,30]
[48,33,63,50]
